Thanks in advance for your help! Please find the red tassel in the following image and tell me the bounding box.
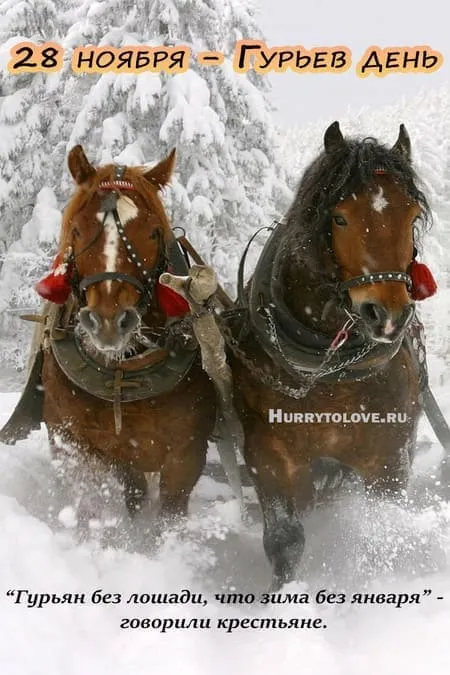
[35,253,73,304]
[155,281,190,317]
[410,260,437,300]
[35,272,72,304]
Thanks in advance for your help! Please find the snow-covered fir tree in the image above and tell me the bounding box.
[0,0,291,371]
[0,0,60,247]
[59,0,291,284]
[0,0,65,369]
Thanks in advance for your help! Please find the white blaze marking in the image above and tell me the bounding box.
[96,196,138,292]
[372,186,388,213]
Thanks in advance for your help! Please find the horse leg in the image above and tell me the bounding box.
[49,433,146,529]
[362,446,411,499]
[113,461,148,517]
[158,440,207,522]
[245,437,311,590]
[310,457,363,502]
[48,434,110,530]
[260,493,304,591]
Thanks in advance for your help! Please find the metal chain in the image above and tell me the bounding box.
[218,307,376,400]
[263,305,376,378]
[219,316,314,399]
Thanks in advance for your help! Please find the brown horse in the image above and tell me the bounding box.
[231,122,431,589]
[40,146,216,524]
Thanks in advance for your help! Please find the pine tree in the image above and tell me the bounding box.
[0,0,291,370]
[0,0,64,371]
[57,0,291,286]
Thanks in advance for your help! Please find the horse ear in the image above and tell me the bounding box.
[144,149,176,190]
[324,121,346,154]
[392,124,411,162]
[68,145,96,184]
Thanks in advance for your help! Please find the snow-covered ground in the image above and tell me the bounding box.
[1,89,450,673]
[0,378,450,675]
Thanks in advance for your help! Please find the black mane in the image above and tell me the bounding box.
[281,135,432,279]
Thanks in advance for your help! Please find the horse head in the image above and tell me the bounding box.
[60,146,176,356]
[322,121,429,343]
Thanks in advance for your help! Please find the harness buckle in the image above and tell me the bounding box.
[330,315,356,351]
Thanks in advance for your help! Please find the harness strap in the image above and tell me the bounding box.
[72,169,167,313]
[118,347,169,372]
[237,225,274,308]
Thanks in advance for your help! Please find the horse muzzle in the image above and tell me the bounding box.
[79,307,140,352]
[357,300,414,343]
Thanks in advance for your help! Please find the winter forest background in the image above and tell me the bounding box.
[0,0,449,380]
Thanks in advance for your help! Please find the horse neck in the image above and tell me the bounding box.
[277,236,345,337]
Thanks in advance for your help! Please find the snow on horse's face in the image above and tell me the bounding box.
[328,125,419,343]
[63,145,175,355]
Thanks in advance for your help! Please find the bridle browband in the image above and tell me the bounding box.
[71,165,166,314]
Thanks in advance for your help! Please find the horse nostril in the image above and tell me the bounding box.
[116,309,139,335]
[79,308,100,334]
[360,301,387,328]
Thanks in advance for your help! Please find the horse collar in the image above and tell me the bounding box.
[50,236,195,403]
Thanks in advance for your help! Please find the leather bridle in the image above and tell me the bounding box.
[69,165,166,314]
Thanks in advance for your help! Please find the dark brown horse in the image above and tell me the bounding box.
[40,146,216,524]
[232,122,431,589]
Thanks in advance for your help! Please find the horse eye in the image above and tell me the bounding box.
[333,214,347,227]
[72,227,81,238]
